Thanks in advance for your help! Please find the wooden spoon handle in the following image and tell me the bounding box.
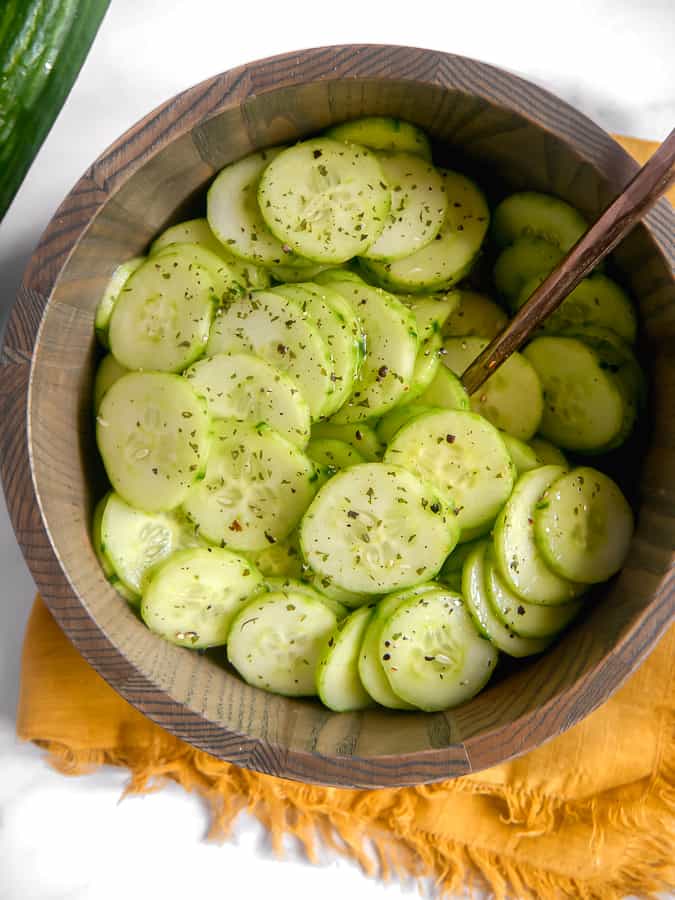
[461,128,675,395]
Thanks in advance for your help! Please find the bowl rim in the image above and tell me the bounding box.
[2,43,674,788]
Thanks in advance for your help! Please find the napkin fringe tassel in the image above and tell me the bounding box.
[35,728,674,900]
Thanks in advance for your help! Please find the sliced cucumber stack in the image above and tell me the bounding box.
[90,117,640,716]
[462,542,552,657]
[534,467,634,584]
[207,290,334,420]
[492,466,584,605]
[360,170,489,293]
[315,273,418,422]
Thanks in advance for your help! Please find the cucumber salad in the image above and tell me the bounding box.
[92,117,639,713]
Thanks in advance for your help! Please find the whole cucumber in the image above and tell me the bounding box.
[0,0,109,220]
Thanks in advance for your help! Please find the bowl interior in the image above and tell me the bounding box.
[25,56,675,786]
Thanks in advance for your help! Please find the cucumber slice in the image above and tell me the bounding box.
[95,257,145,348]
[245,531,305,580]
[271,281,364,416]
[376,404,435,445]
[97,372,210,512]
[380,586,498,710]
[92,497,140,607]
[559,326,644,450]
[484,546,581,638]
[325,117,432,160]
[362,152,446,261]
[300,462,458,594]
[360,170,489,293]
[141,548,263,649]
[462,543,551,657]
[404,292,459,339]
[101,492,204,595]
[316,605,376,711]
[268,262,332,283]
[443,336,543,440]
[92,493,123,580]
[501,432,541,475]
[493,465,584,605]
[154,242,246,305]
[227,590,338,696]
[442,291,508,339]
[406,331,442,402]
[492,192,587,251]
[402,295,457,401]
[310,421,384,461]
[534,467,633,584]
[529,437,569,469]
[313,276,418,423]
[93,353,129,412]
[493,236,563,301]
[149,217,271,291]
[184,352,311,449]
[414,365,470,411]
[515,274,637,344]
[316,268,366,286]
[306,438,365,472]
[108,254,215,373]
[183,418,317,551]
[358,588,434,709]
[523,337,626,451]
[207,290,333,420]
[262,577,348,621]
[207,148,316,268]
[308,571,371,609]
[384,409,514,536]
[258,138,390,264]
[440,537,482,579]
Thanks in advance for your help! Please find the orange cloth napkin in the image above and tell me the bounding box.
[17,135,675,900]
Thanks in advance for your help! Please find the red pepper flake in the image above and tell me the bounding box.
[229,520,243,532]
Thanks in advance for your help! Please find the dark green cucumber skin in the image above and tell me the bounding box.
[0,0,110,220]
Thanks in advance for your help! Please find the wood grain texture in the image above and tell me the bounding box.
[462,127,675,393]
[1,45,673,788]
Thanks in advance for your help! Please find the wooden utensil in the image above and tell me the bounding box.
[462,127,675,394]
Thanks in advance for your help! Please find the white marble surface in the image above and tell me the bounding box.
[0,1,673,897]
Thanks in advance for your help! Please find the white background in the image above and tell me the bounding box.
[0,1,673,897]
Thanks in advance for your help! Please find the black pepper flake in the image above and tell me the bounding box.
[347,510,359,519]
[446,434,456,443]
[264,531,276,544]
[517,605,526,616]
[378,365,389,378]
[382,653,391,661]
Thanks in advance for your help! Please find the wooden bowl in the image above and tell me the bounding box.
[2,45,673,788]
